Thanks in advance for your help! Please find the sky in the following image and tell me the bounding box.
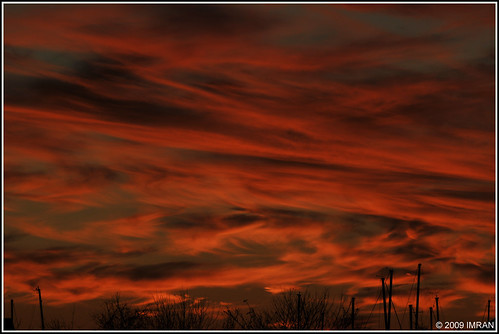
[3,3,496,330]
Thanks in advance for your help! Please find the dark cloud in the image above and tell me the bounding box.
[168,147,352,172]
[452,262,495,285]
[222,213,263,226]
[75,4,280,41]
[375,3,495,22]
[161,207,324,231]
[161,217,202,230]
[341,32,450,54]
[159,212,217,230]
[7,245,158,268]
[4,44,84,71]
[90,261,200,281]
[4,168,47,183]
[49,262,104,280]
[170,69,245,94]
[392,240,439,262]
[213,238,286,268]
[61,164,123,187]
[165,146,493,195]
[4,119,86,155]
[405,219,453,237]
[73,55,150,84]
[289,239,317,254]
[384,83,495,133]
[112,52,160,66]
[324,212,452,245]
[3,231,30,244]
[5,73,206,126]
[189,284,272,304]
[430,189,495,202]
[258,207,330,228]
[138,5,278,38]
[6,246,91,265]
[266,207,329,220]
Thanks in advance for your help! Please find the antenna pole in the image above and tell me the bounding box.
[415,264,421,330]
[36,286,45,330]
[382,277,388,329]
[388,269,393,330]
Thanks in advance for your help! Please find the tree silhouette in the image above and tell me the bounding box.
[145,291,216,329]
[223,288,356,330]
[93,293,147,329]
[94,288,357,330]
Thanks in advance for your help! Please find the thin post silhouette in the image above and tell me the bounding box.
[382,277,388,329]
[415,264,421,330]
[36,286,45,330]
[388,269,393,330]
[4,299,15,330]
[409,304,413,330]
[430,307,433,329]
[435,296,439,322]
[351,297,355,330]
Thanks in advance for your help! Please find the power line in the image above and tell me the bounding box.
[391,299,402,329]
[401,271,417,325]
[363,286,381,329]
[481,302,488,322]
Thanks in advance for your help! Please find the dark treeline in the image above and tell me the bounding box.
[92,289,357,330]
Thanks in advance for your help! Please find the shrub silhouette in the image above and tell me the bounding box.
[223,288,357,330]
[145,292,216,329]
[94,289,356,330]
[93,293,147,329]
[223,300,273,330]
[94,291,216,330]
[46,319,74,330]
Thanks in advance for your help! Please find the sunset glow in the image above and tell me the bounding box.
[3,3,496,330]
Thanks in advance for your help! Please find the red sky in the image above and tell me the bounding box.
[3,3,496,329]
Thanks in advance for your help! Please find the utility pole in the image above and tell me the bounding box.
[36,286,45,330]
[388,269,393,330]
[430,307,433,329]
[487,300,491,322]
[297,292,301,330]
[415,264,421,330]
[382,277,388,329]
[409,304,413,330]
[4,299,15,330]
[435,296,440,322]
[351,297,355,330]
